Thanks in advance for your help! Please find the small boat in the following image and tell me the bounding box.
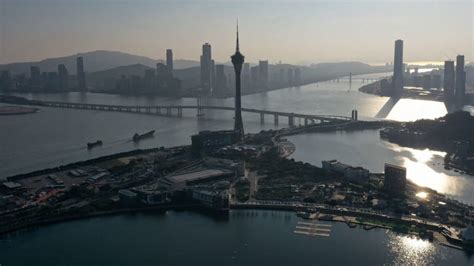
[87,140,103,149]
[133,130,155,142]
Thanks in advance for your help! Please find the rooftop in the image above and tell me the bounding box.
[166,169,228,183]
[2,182,23,189]
[384,163,406,171]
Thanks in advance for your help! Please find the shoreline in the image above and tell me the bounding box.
[1,111,472,253]
[358,79,474,106]
[0,204,201,237]
[2,203,471,253]
[0,105,39,115]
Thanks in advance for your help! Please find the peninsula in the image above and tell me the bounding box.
[1,117,474,251]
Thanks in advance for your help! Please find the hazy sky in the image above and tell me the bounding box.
[0,0,472,64]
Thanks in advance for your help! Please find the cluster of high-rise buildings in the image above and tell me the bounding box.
[443,55,467,102]
[199,42,247,96]
[115,49,181,96]
[0,57,87,92]
[198,42,302,96]
[403,67,442,91]
[390,39,468,103]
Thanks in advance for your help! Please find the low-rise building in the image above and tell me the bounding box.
[322,160,369,183]
[322,159,351,174]
[2,182,23,190]
[191,130,240,155]
[191,188,229,211]
[118,189,138,205]
[160,169,234,190]
[132,183,169,205]
[204,158,245,177]
[344,167,370,183]
[87,172,109,183]
[68,169,88,177]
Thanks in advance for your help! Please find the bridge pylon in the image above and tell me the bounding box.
[196,94,204,117]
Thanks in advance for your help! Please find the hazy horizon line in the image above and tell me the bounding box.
[1,49,470,67]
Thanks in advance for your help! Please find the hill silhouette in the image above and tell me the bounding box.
[0,50,199,74]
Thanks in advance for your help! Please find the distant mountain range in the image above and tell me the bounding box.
[0,50,200,74]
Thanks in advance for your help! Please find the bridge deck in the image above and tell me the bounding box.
[28,100,352,121]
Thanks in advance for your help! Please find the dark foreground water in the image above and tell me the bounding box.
[0,210,472,266]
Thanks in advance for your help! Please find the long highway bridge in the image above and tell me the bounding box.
[19,99,353,126]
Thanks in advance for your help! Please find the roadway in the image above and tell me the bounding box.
[14,99,353,125]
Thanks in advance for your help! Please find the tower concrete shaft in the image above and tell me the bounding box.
[231,23,245,139]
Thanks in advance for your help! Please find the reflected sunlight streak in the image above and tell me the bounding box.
[387,99,447,122]
[385,142,464,196]
[389,234,436,265]
[416,192,429,199]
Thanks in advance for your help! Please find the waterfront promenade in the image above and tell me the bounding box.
[232,200,442,231]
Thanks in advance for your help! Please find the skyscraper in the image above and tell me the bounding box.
[211,59,216,91]
[215,64,227,93]
[77,57,86,91]
[287,68,294,86]
[242,63,250,90]
[144,69,156,91]
[30,66,41,89]
[443,60,455,100]
[294,68,302,86]
[200,43,213,94]
[231,24,245,140]
[422,75,431,90]
[455,55,466,102]
[0,70,12,91]
[258,60,269,89]
[279,69,285,83]
[58,64,69,91]
[166,49,173,74]
[156,63,171,80]
[250,66,259,89]
[392,40,404,96]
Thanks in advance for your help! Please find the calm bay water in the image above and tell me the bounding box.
[2,72,466,179]
[2,72,474,265]
[0,210,472,266]
[288,130,474,203]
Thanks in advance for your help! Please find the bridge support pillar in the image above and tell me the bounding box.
[197,108,204,117]
[260,113,264,124]
[166,107,171,116]
[177,107,182,117]
[288,115,294,127]
[304,118,308,126]
[274,114,279,126]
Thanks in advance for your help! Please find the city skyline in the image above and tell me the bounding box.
[2,1,474,263]
[1,0,472,65]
